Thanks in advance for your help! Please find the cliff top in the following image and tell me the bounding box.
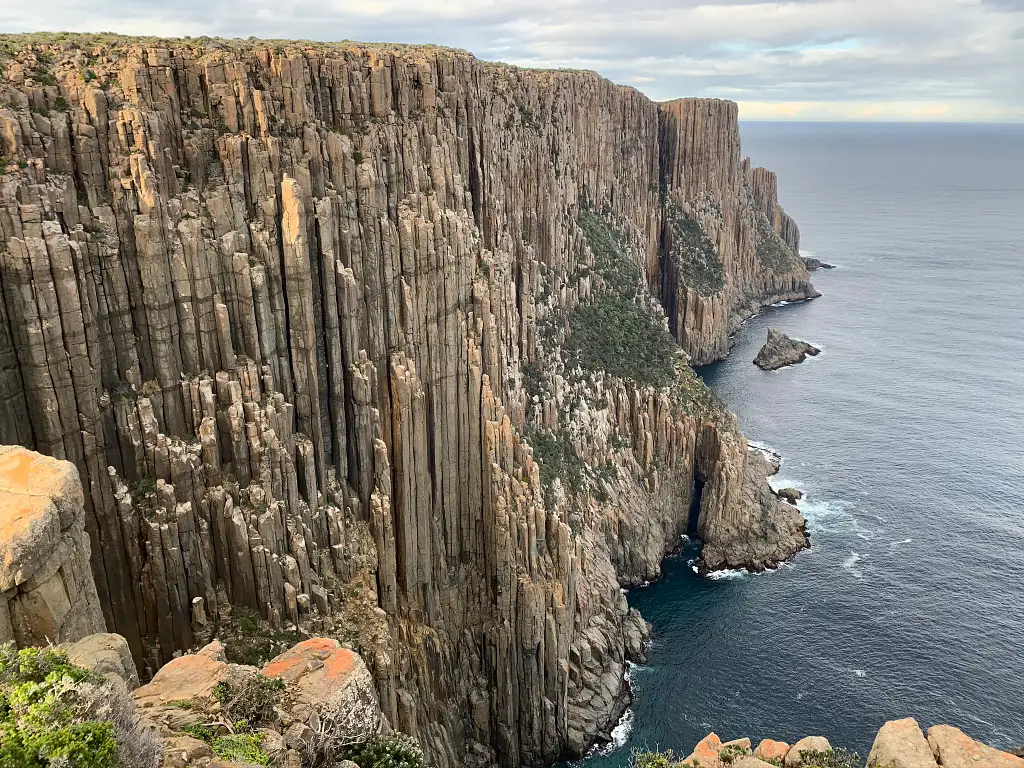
[0,31,472,57]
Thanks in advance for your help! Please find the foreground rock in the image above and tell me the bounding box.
[639,719,1023,768]
[754,328,822,371]
[0,445,104,647]
[134,637,388,768]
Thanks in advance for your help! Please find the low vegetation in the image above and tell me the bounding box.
[754,214,801,273]
[565,295,679,388]
[567,208,680,388]
[218,605,301,666]
[0,645,159,768]
[666,207,725,296]
[346,733,426,768]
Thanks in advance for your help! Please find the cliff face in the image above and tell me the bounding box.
[659,99,817,365]
[0,35,813,767]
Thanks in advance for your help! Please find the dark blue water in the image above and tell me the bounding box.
[582,122,1024,765]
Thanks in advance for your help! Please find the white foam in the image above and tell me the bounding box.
[799,497,869,537]
[842,551,864,578]
[707,568,750,581]
[853,669,867,678]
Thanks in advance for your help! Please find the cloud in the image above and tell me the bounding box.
[2,0,1022,121]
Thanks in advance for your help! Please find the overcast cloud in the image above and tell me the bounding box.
[3,0,1022,121]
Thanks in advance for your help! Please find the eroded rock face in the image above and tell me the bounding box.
[697,447,809,574]
[0,35,813,766]
[62,631,141,689]
[0,445,104,646]
[753,328,821,371]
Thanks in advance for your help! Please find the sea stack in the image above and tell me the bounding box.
[754,328,822,370]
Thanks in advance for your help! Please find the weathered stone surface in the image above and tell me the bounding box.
[755,739,791,762]
[0,35,815,767]
[754,328,821,371]
[867,719,938,768]
[62,631,140,689]
[734,758,783,768]
[133,640,228,711]
[786,736,833,767]
[926,725,1024,768]
[0,445,104,645]
[263,636,378,715]
[683,732,724,767]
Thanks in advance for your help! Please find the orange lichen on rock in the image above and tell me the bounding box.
[754,739,791,762]
[133,641,229,709]
[262,637,359,698]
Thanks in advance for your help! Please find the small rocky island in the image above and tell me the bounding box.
[802,256,836,270]
[754,328,821,371]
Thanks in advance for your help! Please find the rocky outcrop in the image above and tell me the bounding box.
[647,720,1023,768]
[63,630,141,689]
[696,445,809,574]
[754,328,821,371]
[134,636,384,768]
[802,257,835,271]
[0,444,104,646]
[0,34,811,766]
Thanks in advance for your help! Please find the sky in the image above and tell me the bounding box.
[3,0,1023,122]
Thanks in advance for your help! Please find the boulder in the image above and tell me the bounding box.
[683,732,723,767]
[776,488,803,505]
[926,724,1024,768]
[62,632,140,689]
[753,328,821,371]
[802,257,836,270]
[263,637,377,712]
[0,446,104,646]
[162,735,214,768]
[786,736,832,767]
[755,739,791,762]
[735,759,784,768]
[867,718,938,768]
[133,640,229,712]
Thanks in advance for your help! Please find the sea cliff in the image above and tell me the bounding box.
[0,33,815,767]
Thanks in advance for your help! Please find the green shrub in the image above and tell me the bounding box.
[666,209,725,296]
[212,672,285,725]
[800,748,862,768]
[628,749,678,768]
[565,295,678,388]
[210,732,269,766]
[0,645,121,768]
[346,733,425,768]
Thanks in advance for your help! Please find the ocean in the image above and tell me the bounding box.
[580,122,1024,766]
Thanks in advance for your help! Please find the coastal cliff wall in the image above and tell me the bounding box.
[0,35,812,767]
